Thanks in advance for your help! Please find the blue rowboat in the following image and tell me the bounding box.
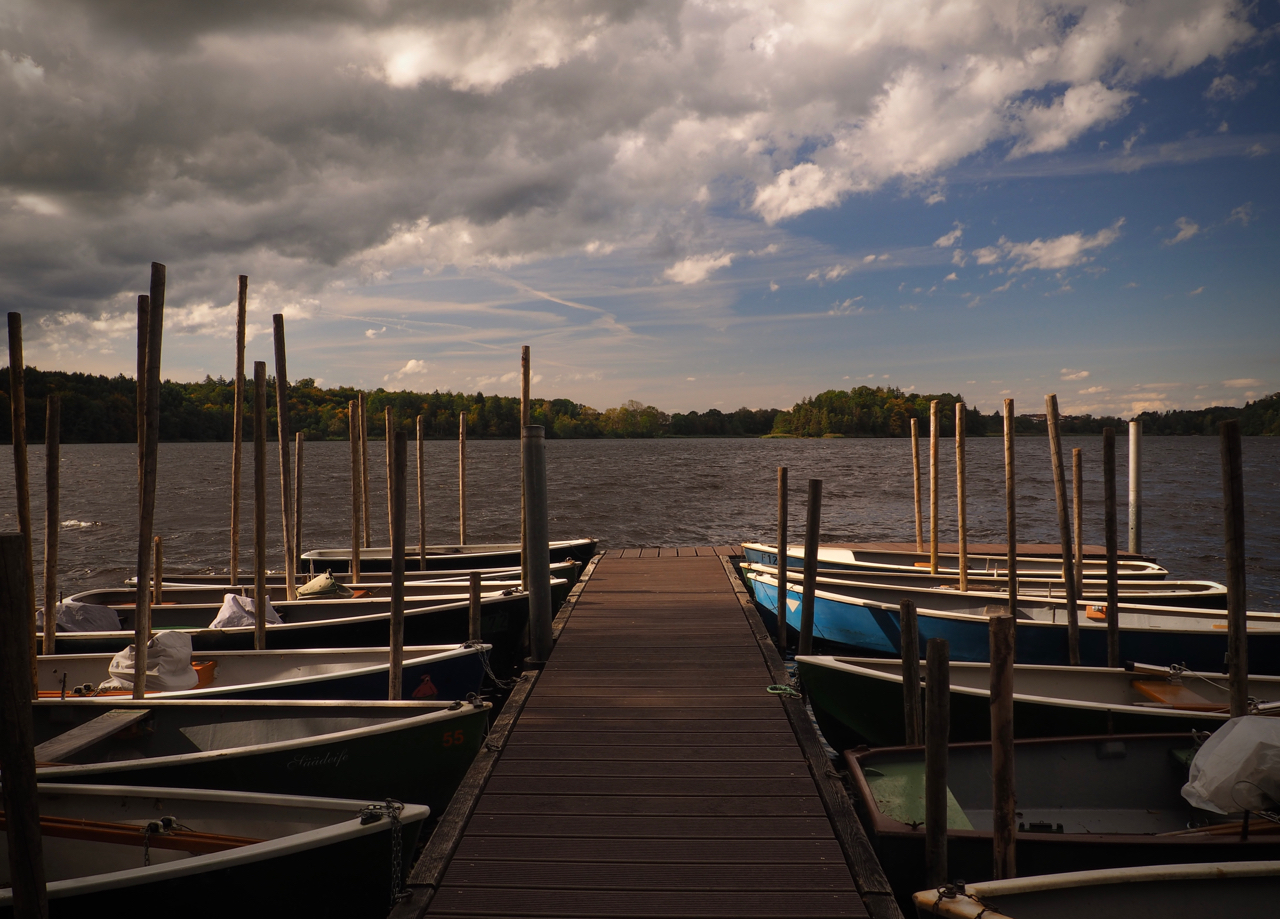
[744,570,1280,674]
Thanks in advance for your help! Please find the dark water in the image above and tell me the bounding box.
[1,436,1277,608]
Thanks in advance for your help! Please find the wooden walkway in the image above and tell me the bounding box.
[396,552,896,919]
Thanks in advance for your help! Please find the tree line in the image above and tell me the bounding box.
[1,369,1275,443]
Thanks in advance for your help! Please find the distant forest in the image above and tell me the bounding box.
[0,369,1275,442]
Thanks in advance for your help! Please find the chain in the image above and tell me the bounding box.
[360,799,407,907]
[140,815,183,867]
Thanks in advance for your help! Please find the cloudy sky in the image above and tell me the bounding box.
[2,0,1277,416]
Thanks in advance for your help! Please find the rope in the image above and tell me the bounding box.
[465,639,515,689]
[767,684,802,698]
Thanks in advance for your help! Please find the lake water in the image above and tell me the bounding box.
[1,436,1277,608]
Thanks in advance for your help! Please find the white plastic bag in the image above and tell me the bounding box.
[99,631,199,692]
[1181,716,1280,814]
[210,593,282,629]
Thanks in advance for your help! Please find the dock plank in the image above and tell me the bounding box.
[407,554,878,919]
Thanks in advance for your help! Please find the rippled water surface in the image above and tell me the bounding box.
[1,436,1277,607]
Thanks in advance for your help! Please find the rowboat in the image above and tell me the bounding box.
[39,591,535,678]
[911,860,1280,918]
[62,575,571,627]
[0,784,430,918]
[301,537,598,574]
[130,558,582,590]
[34,698,489,813]
[743,570,1280,672]
[743,562,1227,608]
[846,734,1280,898]
[38,643,489,702]
[795,655,1280,750]
[742,542,1168,580]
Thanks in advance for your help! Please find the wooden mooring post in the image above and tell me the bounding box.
[416,415,426,570]
[989,608,1017,880]
[294,432,304,559]
[523,425,552,663]
[359,392,371,548]
[0,533,48,918]
[1073,448,1085,610]
[1103,427,1119,668]
[924,636,949,889]
[911,417,923,553]
[1129,419,1143,555]
[901,599,922,746]
[8,312,37,692]
[230,275,247,586]
[929,400,939,574]
[776,465,788,650]
[133,264,165,698]
[1220,419,1248,717]
[42,394,60,655]
[253,360,268,651]
[273,315,295,600]
[152,536,163,607]
[521,345,530,591]
[389,431,407,701]
[349,401,362,585]
[955,401,968,593]
[1002,399,1017,616]
[458,411,468,545]
[469,571,482,643]
[1046,394,1079,665]
[385,407,395,549]
[799,478,822,656]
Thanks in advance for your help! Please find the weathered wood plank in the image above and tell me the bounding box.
[34,709,150,763]
[429,886,867,917]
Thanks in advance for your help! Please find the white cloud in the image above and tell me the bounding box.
[664,253,734,285]
[933,223,964,248]
[970,219,1124,272]
[1187,286,1205,296]
[385,359,429,382]
[366,327,387,339]
[1205,74,1253,101]
[1079,386,1109,394]
[1011,82,1133,158]
[943,272,958,281]
[1061,369,1090,381]
[1223,378,1262,387]
[1162,217,1200,246]
[769,281,779,292]
[1227,203,1254,226]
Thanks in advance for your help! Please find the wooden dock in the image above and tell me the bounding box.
[392,551,900,919]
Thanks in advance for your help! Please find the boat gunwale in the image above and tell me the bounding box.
[0,783,429,905]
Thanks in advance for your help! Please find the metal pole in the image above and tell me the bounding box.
[799,478,822,656]
[524,425,552,663]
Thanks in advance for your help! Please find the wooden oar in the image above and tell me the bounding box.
[0,813,262,853]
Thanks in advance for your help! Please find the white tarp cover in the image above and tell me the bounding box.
[1181,716,1280,814]
[209,593,282,629]
[51,600,121,632]
[99,631,199,692]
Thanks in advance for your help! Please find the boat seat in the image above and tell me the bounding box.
[1131,680,1227,712]
[34,708,152,762]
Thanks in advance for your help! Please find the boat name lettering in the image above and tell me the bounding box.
[286,748,351,770]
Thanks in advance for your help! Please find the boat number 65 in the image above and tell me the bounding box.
[442,730,465,747]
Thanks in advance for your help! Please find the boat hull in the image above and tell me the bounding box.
[34,700,488,815]
[302,538,598,574]
[749,576,1280,673]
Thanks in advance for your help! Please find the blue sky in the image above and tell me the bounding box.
[2,1,1277,416]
